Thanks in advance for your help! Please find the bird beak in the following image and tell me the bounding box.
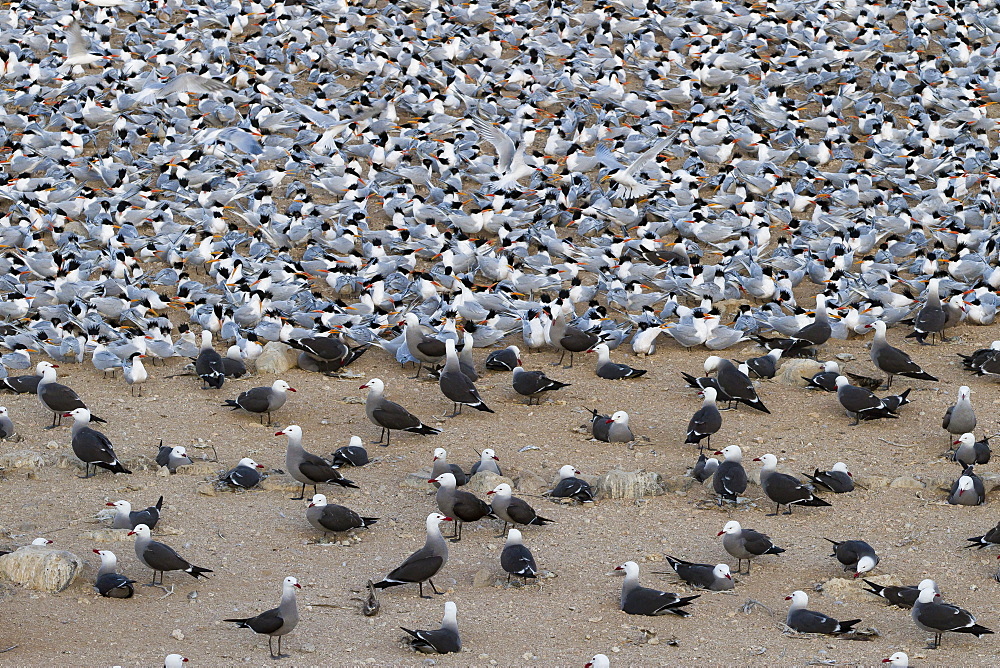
[717,530,725,536]
[784,595,793,600]
[308,503,315,507]
[288,388,297,392]
[92,549,101,554]
[486,490,495,495]
[953,439,961,445]
[492,455,499,461]
[604,418,613,424]
[853,572,861,578]
[726,574,732,579]
[713,450,723,455]
[274,431,285,436]
[427,479,437,483]
[359,383,369,389]
[614,565,624,571]
[51,363,59,368]
[127,531,136,536]
[106,502,115,507]
[256,464,264,469]
[443,516,454,521]
[752,457,761,462]
[62,412,73,417]
[294,583,302,588]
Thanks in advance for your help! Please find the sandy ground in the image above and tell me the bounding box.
[0,321,999,667]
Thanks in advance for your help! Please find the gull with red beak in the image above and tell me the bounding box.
[663,556,734,591]
[360,378,440,446]
[824,538,879,577]
[277,425,358,500]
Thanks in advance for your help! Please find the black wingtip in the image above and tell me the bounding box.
[156,495,164,509]
[837,619,861,633]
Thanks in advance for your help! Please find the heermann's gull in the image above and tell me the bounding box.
[66,408,130,478]
[881,388,913,413]
[704,356,770,413]
[194,330,225,389]
[438,339,493,416]
[431,472,493,541]
[882,652,909,667]
[129,524,212,585]
[834,375,898,425]
[546,465,594,503]
[431,448,468,486]
[785,590,860,634]
[221,457,264,489]
[403,313,446,378]
[92,549,135,598]
[948,466,985,505]
[691,453,719,483]
[0,364,43,394]
[966,521,1000,549]
[804,360,841,391]
[912,583,993,648]
[306,493,377,536]
[548,303,600,368]
[164,654,189,667]
[588,343,647,380]
[861,578,937,608]
[585,654,610,668]
[953,433,991,467]
[803,463,854,493]
[906,277,946,345]
[511,366,570,405]
[37,362,105,428]
[155,442,193,472]
[457,332,478,381]
[718,520,785,574]
[0,406,16,440]
[824,538,879,577]
[755,453,831,515]
[616,561,699,616]
[123,353,148,396]
[332,436,369,467]
[288,334,368,372]
[487,483,553,535]
[742,349,782,380]
[360,378,441,446]
[485,345,521,371]
[221,346,247,378]
[500,528,537,583]
[713,445,747,504]
[469,448,503,476]
[684,387,722,451]
[943,386,976,445]
[867,320,938,389]
[754,294,833,354]
[680,370,735,404]
[108,496,163,530]
[277,425,358,500]
[373,512,452,598]
[223,379,295,425]
[225,576,301,659]
[588,409,633,443]
[401,600,461,654]
[663,556,733,591]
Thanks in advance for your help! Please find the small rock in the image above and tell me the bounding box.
[400,471,435,492]
[0,450,50,469]
[155,466,171,477]
[256,342,298,375]
[596,470,666,499]
[835,353,855,361]
[300,643,316,653]
[175,462,221,476]
[0,546,83,592]
[171,629,184,641]
[778,359,823,387]
[465,471,514,496]
[820,577,870,603]
[78,529,133,544]
[472,568,494,588]
[195,482,217,497]
[890,476,925,489]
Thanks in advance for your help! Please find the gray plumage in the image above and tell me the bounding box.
[588,409,633,443]
[67,408,130,478]
[912,584,993,649]
[948,467,985,505]
[511,366,570,405]
[361,378,440,446]
[756,453,831,515]
[713,445,747,503]
[401,601,461,654]
[221,457,264,489]
[278,425,357,500]
[306,494,377,535]
[431,448,468,486]
[617,561,699,616]
[546,465,594,502]
[664,556,734,591]
[0,406,15,440]
[130,524,212,585]
[469,448,502,476]
[439,339,493,415]
[431,472,492,541]
[685,387,722,449]
[487,483,553,535]
[785,590,859,634]
[156,442,192,473]
[500,529,537,583]
[705,356,769,413]
[942,386,976,437]
[868,321,937,389]
[108,496,163,530]
[223,379,295,424]
[373,512,451,598]
[803,463,854,493]
[224,576,301,659]
[194,330,225,389]
[36,362,104,428]
[718,520,784,574]
[92,549,135,598]
[824,538,879,576]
